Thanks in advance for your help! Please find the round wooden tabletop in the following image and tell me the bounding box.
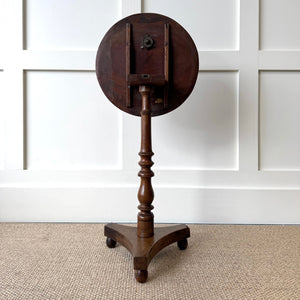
[96,13,199,117]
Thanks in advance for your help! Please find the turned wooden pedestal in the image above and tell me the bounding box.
[96,13,198,283]
[104,86,190,283]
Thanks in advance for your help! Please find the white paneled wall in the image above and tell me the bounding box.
[0,0,299,223]
[143,0,239,50]
[259,71,300,170]
[260,0,300,50]
[0,0,5,170]
[0,71,4,170]
[124,72,238,170]
[25,0,121,50]
[25,71,121,170]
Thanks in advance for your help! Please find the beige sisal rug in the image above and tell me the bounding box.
[0,223,299,299]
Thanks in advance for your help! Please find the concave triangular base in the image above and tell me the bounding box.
[104,223,190,283]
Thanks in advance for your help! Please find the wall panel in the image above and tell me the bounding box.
[0,0,4,55]
[25,0,121,50]
[260,0,300,50]
[142,0,239,50]
[0,71,4,169]
[0,0,299,223]
[25,71,122,170]
[124,72,238,170]
[259,71,300,170]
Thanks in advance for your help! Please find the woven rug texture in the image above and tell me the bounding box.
[0,223,299,300]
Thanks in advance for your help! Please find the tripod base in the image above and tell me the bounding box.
[104,223,190,283]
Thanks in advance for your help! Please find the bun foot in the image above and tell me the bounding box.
[134,269,148,283]
[106,237,116,248]
[177,238,188,250]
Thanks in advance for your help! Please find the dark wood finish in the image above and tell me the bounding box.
[135,269,148,283]
[104,85,190,282]
[125,20,169,109]
[96,13,198,283]
[104,223,190,283]
[127,74,166,86]
[177,238,188,250]
[164,23,169,109]
[137,86,154,238]
[96,13,199,117]
[126,23,131,108]
[106,237,116,248]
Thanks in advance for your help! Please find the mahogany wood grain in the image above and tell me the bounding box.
[164,23,169,108]
[104,85,190,283]
[96,13,198,283]
[96,13,198,117]
[126,23,131,108]
[137,86,154,238]
[104,223,190,283]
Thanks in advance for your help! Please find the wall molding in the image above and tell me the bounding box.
[1,0,300,223]
[0,187,299,223]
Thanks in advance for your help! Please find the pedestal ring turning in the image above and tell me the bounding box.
[96,13,198,283]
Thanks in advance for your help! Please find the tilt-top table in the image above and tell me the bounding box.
[96,13,199,283]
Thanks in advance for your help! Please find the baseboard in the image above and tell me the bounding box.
[0,187,299,224]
